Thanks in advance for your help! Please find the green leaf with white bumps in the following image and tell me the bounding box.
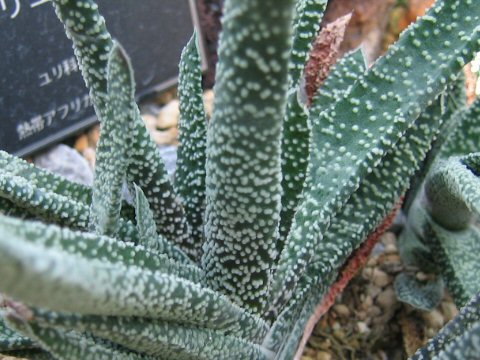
[425,156,480,231]
[0,173,90,230]
[134,184,191,264]
[410,292,480,359]
[441,98,480,158]
[288,0,328,89]
[28,310,272,360]
[394,273,444,311]
[89,42,134,237]
[0,216,267,342]
[279,0,328,245]
[5,316,155,360]
[0,150,91,204]
[271,0,480,313]
[202,0,295,314]
[402,74,467,212]
[51,0,193,257]
[0,316,36,352]
[424,220,480,307]
[0,215,200,282]
[1,0,480,358]
[176,32,207,260]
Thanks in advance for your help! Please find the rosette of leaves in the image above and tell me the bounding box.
[0,0,479,359]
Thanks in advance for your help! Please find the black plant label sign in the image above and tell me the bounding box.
[0,0,201,156]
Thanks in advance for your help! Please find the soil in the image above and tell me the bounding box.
[300,231,458,360]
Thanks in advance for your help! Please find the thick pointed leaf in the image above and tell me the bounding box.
[51,0,192,256]
[0,173,89,229]
[394,273,444,311]
[271,0,480,313]
[279,49,366,250]
[176,33,207,259]
[288,0,328,89]
[0,218,267,341]
[441,98,480,158]
[0,150,91,204]
[425,221,480,307]
[0,316,36,352]
[0,174,138,243]
[202,0,295,314]
[402,74,467,212]
[279,0,332,246]
[90,42,134,237]
[410,292,480,359]
[0,215,201,282]
[5,315,155,360]
[30,310,272,360]
[134,185,191,264]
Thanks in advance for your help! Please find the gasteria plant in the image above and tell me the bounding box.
[0,0,479,359]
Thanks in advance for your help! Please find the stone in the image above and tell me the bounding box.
[415,272,430,281]
[372,268,392,287]
[142,114,158,132]
[88,125,100,147]
[82,147,96,170]
[356,321,370,334]
[74,134,89,153]
[151,127,178,146]
[376,287,397,310]
[157,99,180,129]
[423,309,444,330]
[203,89,215,119]
[33,144,93,186]
[381,232,397,247]
[440,301,458,322]
[362,267,373,279]
[333,304,351,318]
[316,351,332,360]
[366,284,382,299]
[384,243,397,255]
[361,296,373,311]
[367,305,382,318]
[158,145,178,178]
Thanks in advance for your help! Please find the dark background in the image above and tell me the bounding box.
[0,0,199,155]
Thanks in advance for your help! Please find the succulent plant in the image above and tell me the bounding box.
[410,291,480,359]
[0,0,479,359]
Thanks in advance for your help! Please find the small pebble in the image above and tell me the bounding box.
[381,232,397,247]
[333,304,351,318]
[362,267,374,279]
[83,147,96,170]
[142,114,157,132]
[415,272,430,281]
[157,99,180,129]
[367,284,382,299]
[357,321,370,333]
[74,134,89,153]
[88,125,100,146]
[384,243,397,254]
[151,127,178,145]
[440,301,458,322]
[203,89,215,118]
[423,309,444,329]
[372,268,392,287]
[316,351,332,360]
[361,296,373,311]
[367,305,382,318]
[376,287,397,309]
